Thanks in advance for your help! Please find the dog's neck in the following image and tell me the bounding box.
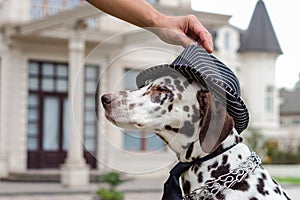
[177,128,242,162]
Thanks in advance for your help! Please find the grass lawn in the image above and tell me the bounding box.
[275,177,300,185]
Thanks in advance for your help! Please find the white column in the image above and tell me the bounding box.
[61,21,89,187]
[0,43,8,178]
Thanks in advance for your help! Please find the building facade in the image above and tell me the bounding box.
[0,0,287,185]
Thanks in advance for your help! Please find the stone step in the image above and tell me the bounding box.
[1,170,102,183]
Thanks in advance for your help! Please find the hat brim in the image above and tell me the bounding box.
[136,64,249,134]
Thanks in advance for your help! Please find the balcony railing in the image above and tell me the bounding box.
[30,0,85,20]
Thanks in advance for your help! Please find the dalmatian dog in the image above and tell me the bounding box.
[101,74,291,200]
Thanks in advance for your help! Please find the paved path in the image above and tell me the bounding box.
[0,178,298,200]
[0,193,161,200]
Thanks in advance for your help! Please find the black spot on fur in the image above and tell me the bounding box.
[129,103,136,110]
[174,79,184,92]
[161,109,167,115]
[183,105,190,112]
[231,179,250,191]
[273,186,281,195]
[211,164,230,179]
[222,155,228,165]
[119,91,128,98]
[261,172,267,180]
[191,105,200,123]
[235,135,243,143]
[164,125,179,133]
[154,106,160,111]
[178,121,195,137]
[182,179,191,194]
[216,192,225,199]
[168,104,173,112]
[121,99,127,105]
[177,93,182,100]
[197,171,203,183]
[164,78,171,84]
[182,80,190,89]
[160,94,168,105]
[208,161,218,171]
[185,142,194,160]
[192,165,199,174]
[257,178,269,196]
[238,154,242,160]
[249,198,258,200]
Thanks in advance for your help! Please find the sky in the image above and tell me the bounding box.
[192,0,300,89]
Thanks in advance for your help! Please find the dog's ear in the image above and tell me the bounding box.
[197,90,234,153]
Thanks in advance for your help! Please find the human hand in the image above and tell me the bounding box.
[152,14,214,53]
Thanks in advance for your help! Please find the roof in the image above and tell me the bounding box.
[239,0,282,54]
[280,88,300,115]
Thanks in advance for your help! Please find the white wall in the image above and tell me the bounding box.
[239,52,280,130]
[0,0,30,25]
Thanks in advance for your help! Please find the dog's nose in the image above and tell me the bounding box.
[101,94,113,107]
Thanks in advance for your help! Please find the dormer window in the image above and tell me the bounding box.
[265,86,274,113]
[224,31,230,50]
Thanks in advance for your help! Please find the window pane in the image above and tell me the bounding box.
[42,78,55,91]
[56,79,68,92]
[146,132,164,151]
[57,65,68,77]
[29,62,39,75]
[28,123,38,136]
[85,96,95,109]
[123,131,142,151]
[67,0,82,9]
[85,111,95,123]
[63,99,69,151]
[84,138,95,152]
[29,77,39,90]
[43,97,59,151]
[28,94,39,106]
[42,63,55,76]
[27,138,38,151]
[85,66,97,79]
[85,124,95,137]
[85,80,96,93]
[28,108,39,121]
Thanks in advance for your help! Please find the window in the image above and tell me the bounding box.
[123,69,164,151]
[224,32,230,50]
[265,86,274,113]
[27,61,69,151]
[27,61,98,168]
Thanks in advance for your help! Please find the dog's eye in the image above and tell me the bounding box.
[156,86,168,92]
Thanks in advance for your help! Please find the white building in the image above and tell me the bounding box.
[0,0,283,185]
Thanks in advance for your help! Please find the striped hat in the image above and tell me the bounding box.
[136,45,249,134]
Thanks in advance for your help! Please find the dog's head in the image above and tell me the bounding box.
[101,74,234,158]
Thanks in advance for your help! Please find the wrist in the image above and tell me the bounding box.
[149,11,168,28]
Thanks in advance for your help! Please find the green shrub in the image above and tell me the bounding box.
[95,172,124,200]
[96,188,124,200]
[102,172,123,190]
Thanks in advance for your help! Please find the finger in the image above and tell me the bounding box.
[187,15,214,52]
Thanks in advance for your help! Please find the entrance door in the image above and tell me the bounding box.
[38,95,68,168]
[27,61,97,169]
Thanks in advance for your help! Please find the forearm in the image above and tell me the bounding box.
[86,0,164,28]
